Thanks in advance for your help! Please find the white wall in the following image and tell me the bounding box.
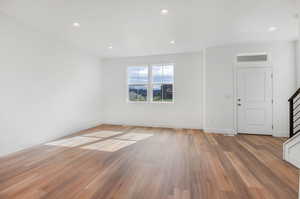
[296,3,300,199]
[297,40,300,86]
[101,53,203,129]
[0,13,102,156]
[295,0,300,85]
[204,42,296,137]
[296,38,300,86]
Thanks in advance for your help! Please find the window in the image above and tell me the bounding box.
[151,64,174,102]
[127,66,148,102]
[236,53,270,66]
[127,64,174,103]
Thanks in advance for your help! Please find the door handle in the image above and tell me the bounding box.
[237,103,242,106]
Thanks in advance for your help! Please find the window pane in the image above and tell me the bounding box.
[162,84,173,102]
[152,65,163,83]
[162,65,174,83]
[128,66,148,84]
[129,85,147,101]
[152,65,174,84]
[152,84,162,101]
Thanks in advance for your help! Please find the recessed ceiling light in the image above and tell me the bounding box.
[160,9,169,15]
[108,46,113,49]
[72,22,80,27]
[170,40,175,44]
[268,26,278,32]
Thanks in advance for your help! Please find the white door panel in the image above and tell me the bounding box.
[237,67,273,135]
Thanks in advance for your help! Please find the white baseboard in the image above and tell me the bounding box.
[285,156,300,169]
[298,174,300,199]
[272,131,289,138]
[203,128,236,135]
[283,133,300,169]
[103,121,202,130]
[83,121,103,129]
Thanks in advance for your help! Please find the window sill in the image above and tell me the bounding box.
[150,101,174,104]
[127,101,174,104]
[127,101,149,104]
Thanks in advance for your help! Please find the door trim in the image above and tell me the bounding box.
[233,63,274,136]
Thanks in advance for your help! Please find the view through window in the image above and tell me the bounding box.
[128,66,148,102]
[127,64,174,103]
[152,65,174,102]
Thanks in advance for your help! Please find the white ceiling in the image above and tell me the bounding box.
[0,0,298,58]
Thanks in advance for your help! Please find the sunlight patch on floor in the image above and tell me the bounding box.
[45,130,153,152]
[81,139,136,152]
[114,133,153,141]
[45,136,101,147]
[82,131,123,138]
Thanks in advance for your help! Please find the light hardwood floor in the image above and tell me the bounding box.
[0,124,299,199]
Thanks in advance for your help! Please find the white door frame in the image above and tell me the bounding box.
[233,58,274,136]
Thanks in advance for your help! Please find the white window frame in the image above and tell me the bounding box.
[126,64,175,104]
[126,66,149,103]
[150,63,175,104]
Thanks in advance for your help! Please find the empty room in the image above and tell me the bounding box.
[0,0,300,198]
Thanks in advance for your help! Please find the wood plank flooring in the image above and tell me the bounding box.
[0,124,299,199]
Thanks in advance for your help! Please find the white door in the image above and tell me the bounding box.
[237,67,273,135]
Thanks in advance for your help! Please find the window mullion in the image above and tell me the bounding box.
[148,65,152,102]
[162,64,164,101]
